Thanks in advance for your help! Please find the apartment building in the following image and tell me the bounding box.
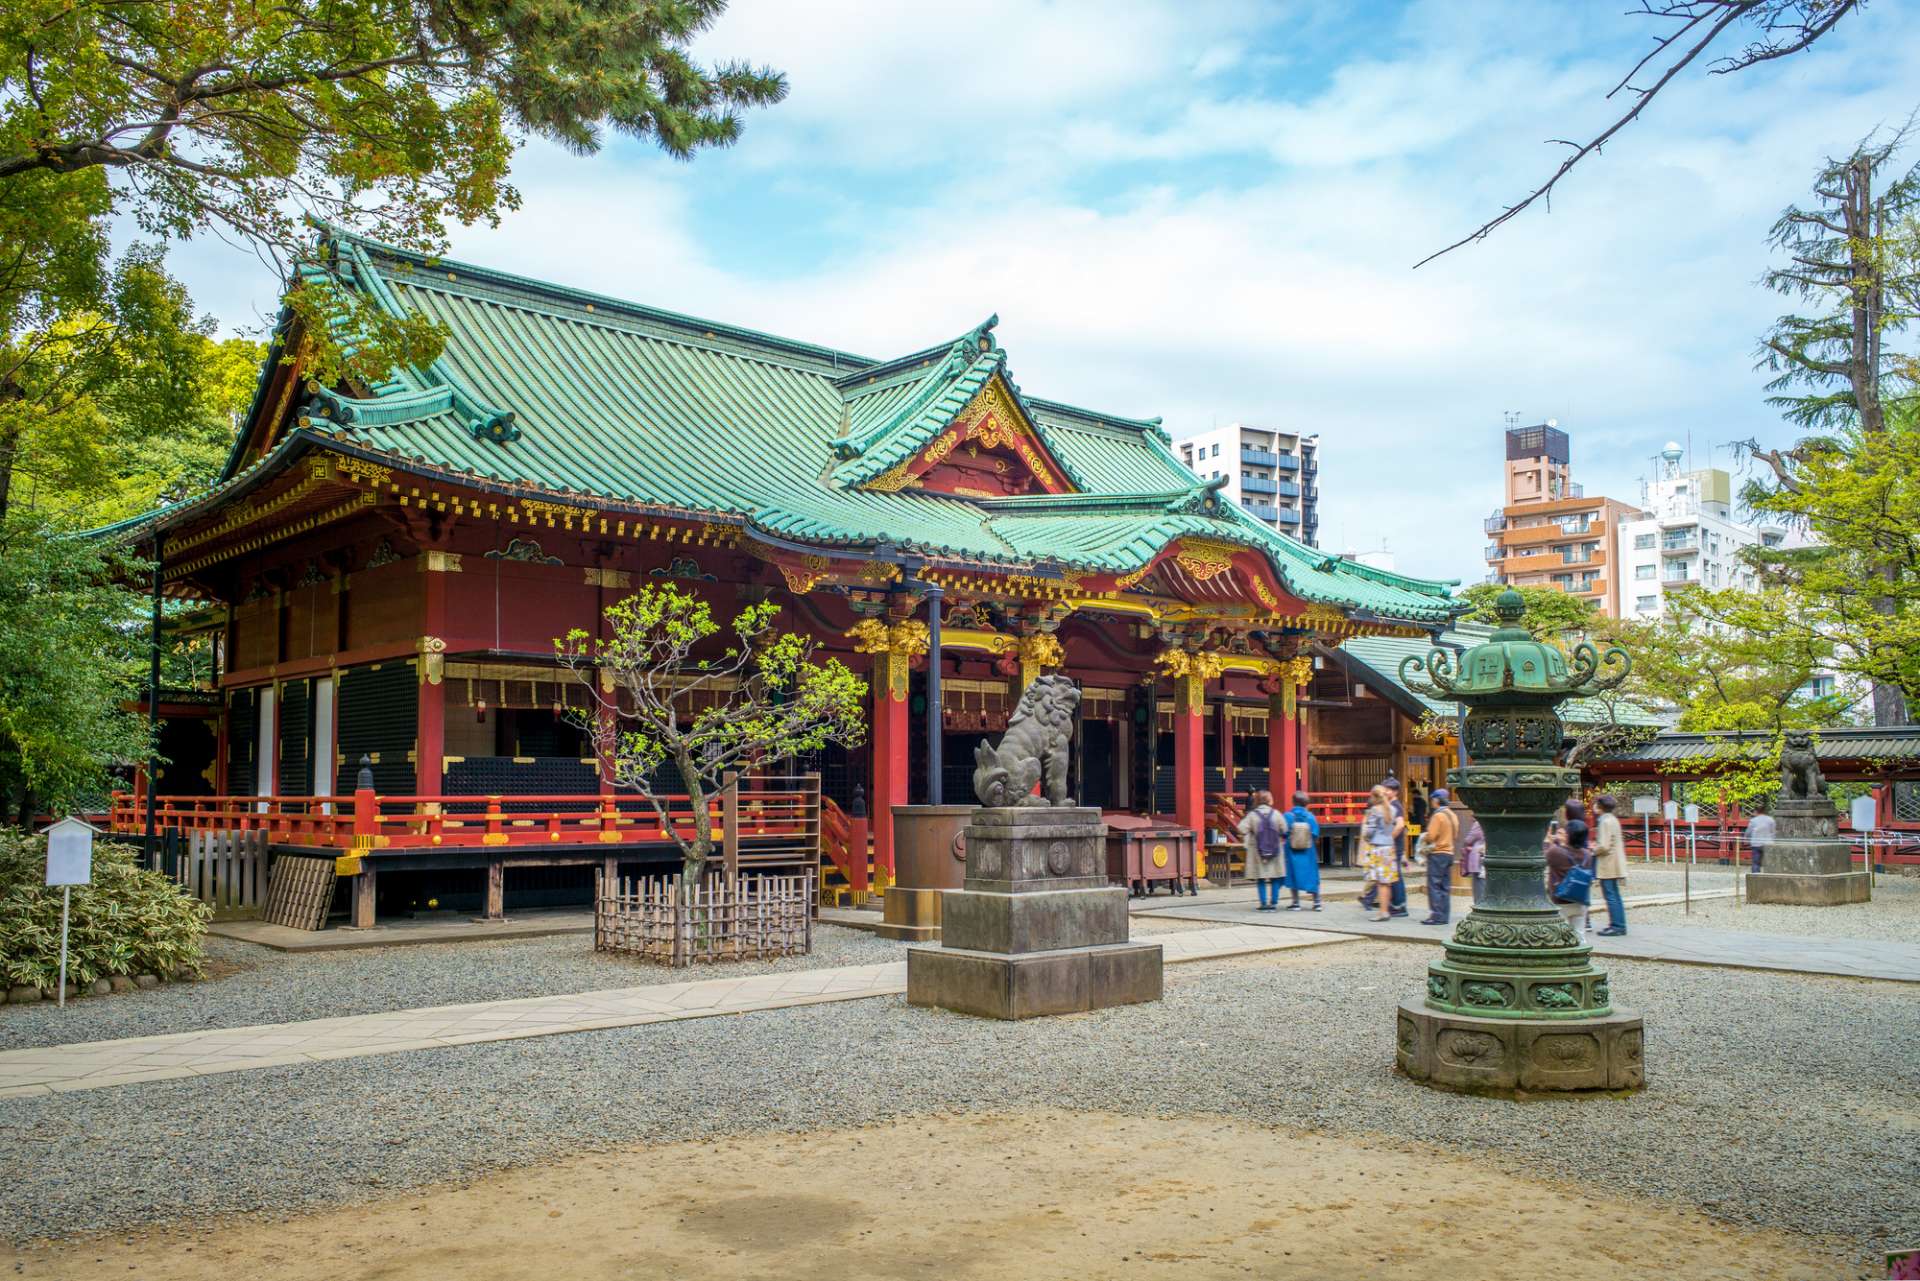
[1175,423,1319,545]
[1613,445,1786,619]
[1483,423,1637,618]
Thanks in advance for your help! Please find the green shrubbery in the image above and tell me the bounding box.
[0,829,208,993]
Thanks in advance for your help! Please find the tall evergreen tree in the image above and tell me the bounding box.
[1741,128,1920,725]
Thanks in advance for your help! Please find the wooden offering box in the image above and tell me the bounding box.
[1104,816,1198,897]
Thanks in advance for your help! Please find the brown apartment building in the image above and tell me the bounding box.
[1483,423,1637,618]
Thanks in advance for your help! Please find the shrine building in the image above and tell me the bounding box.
[104,230,1463,921]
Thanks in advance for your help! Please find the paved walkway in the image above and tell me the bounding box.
[1139,899,1920,983]
[0,925,1348,1098]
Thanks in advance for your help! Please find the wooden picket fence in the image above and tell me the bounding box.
[595,873,813,968]
[175,830,270,910]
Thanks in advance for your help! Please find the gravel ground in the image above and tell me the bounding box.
[1638,869,1920,940]
[0,924,904,1052]
[2,943,1914,1275]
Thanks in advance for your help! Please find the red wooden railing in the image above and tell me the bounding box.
[819,795,870,893]
[1209,790,1369,833]
[109,782,819,855]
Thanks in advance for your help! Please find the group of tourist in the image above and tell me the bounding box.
[1234,790,1325,910]
[1237,778,1632,934]
[1541,795,1630,938]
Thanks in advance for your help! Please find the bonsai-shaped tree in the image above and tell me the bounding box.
[557,586,866,886]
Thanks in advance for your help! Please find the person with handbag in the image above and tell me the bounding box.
[1593,794,1630,936]
[1359,785,1400,922]
[1281,791,1323,911]
[1545,817,1596,942]
[1418,788,1459,925]
[1237,790,1286,912]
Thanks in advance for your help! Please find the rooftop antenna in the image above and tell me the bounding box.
[1503,410,1522,427]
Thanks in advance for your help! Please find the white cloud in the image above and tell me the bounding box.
[151,0,1920,588]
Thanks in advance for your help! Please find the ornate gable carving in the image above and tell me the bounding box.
[864,377,1076,498]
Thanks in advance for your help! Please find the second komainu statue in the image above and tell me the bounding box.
[972,674,1080,808]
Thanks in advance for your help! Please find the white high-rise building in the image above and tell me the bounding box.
[1614,444,1790,619]
[1174,423,1319,545]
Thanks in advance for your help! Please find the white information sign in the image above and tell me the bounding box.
[39,816,98,1009]
[1632,796,1659,816]
[1663,800,1679,821]
[43,816,95,886]
[1849,795,1878,832]
[1683,804,1701,824]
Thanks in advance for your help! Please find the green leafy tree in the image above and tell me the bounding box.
[1,250,261,528]
[0,518,152,823]
[1599,590,1856,809]
[1457,582,1597,639]
[1730,129,1920,725]
[557,586,866,886]
[0,0,784,382]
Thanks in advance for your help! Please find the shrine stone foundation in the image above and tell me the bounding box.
[907,807,1163,1020]
[1745,796,1871,906]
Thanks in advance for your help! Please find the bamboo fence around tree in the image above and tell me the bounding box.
[594,872,814,967]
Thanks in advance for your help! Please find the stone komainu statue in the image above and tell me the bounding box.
[974,674,1081,808]
[1779,729,1828,800]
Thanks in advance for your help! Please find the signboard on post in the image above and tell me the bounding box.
[1849,796,1878,832]
[39,817,98,1009]
[1632,796,1659,816]
[45,817,95,886]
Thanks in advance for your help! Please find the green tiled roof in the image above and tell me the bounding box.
[1340,623,1666,728]
[137,232,1464,625]
[1591,726,1919,763]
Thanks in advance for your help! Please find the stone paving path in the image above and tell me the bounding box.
[0,925,1347,1098]
[1139,898,1920,983]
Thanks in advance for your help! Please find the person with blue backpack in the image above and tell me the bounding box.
[1281,791,1322,911]
[1238,790,1287,911]
[1546,817,1596,942]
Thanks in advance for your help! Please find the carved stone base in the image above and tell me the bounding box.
[1746,869,1871,905]
[874,886,943,942]
[908,941,1163,1020]
[906,805,1163,1019]
[1747,828,1871,906]
[1397,1000,1644,1096]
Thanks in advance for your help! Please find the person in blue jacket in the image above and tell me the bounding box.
[1281,791,1322,911]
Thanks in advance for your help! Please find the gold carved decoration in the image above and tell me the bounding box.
[779,564,825,595]
[865,460,920,493]
[417,636,448,686]
[419,551,463,573]
[1250,573,1280,611]
[1171,537,1241,582]
[519,499,595,528]
[584,568,632,588]
[1005,570,1087,593]
[1114,565,1151,591]
[1157,647,1228,715]
[847,619,930,701]
[857,561,902,584]
[336,455,394,487]
[1017,632,1065,690]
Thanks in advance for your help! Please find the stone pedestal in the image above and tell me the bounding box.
[1396,1000,1644,1095]
[908,806,1163,1020]
[876,804,974,941]
[1746,797,1871,905]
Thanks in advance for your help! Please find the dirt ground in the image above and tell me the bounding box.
[8,1111,1858,1281]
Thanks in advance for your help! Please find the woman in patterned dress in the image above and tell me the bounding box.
[1361,784,1399,922]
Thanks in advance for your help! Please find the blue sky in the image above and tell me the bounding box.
[161,0,1920,583]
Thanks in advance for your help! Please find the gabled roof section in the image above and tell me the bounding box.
[828,323,1084,495]
[1339,623,1666,727]
[107,229,1468,628]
